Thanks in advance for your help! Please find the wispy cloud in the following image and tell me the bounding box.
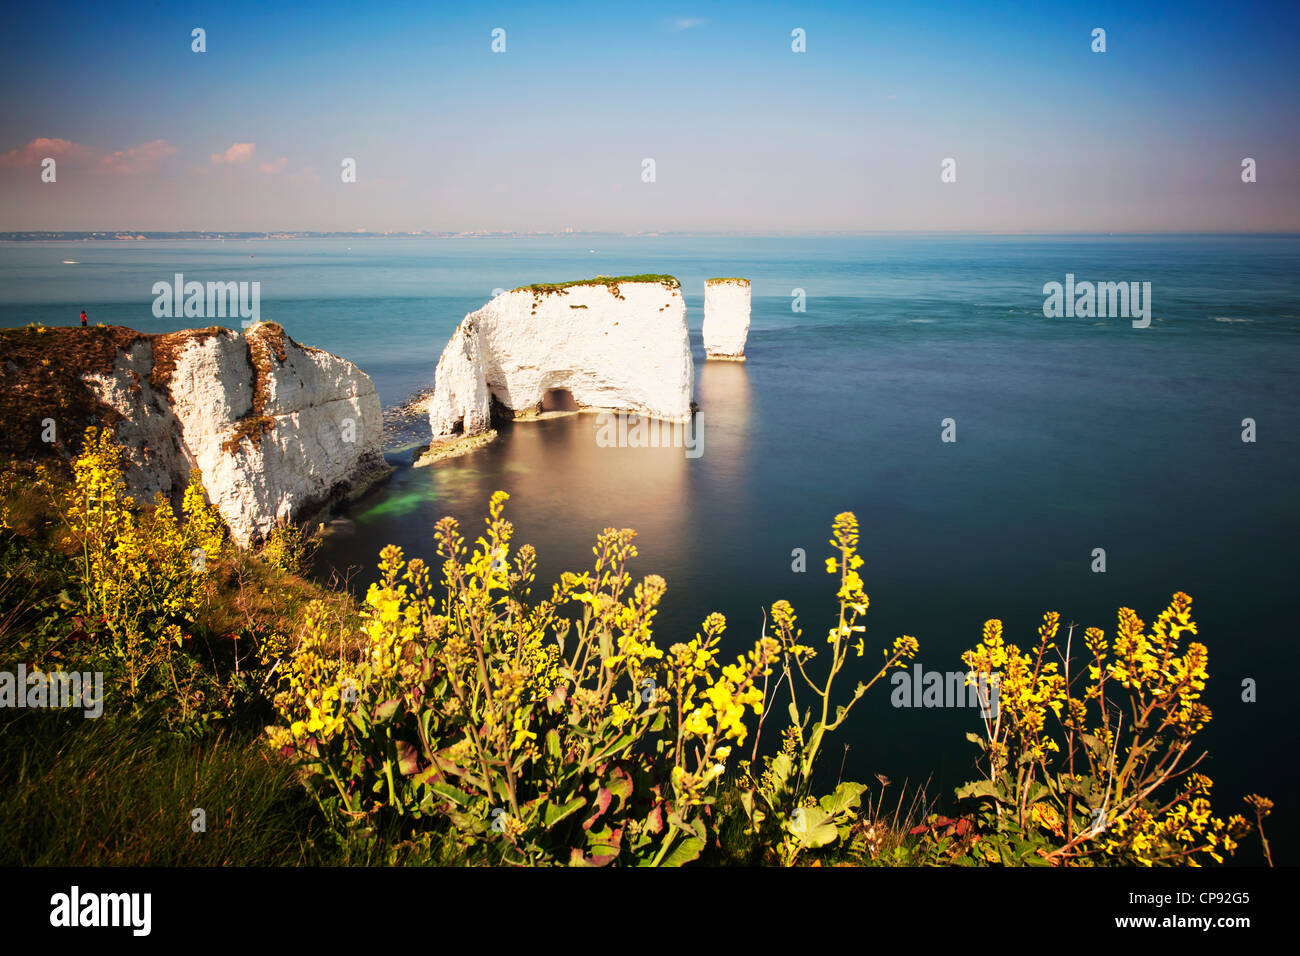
[257,156,288,174]
[0,137,93,167]
[667,17,707,31]
[0,136,174,173]
[99,139,177,174]
[210,142,256,165]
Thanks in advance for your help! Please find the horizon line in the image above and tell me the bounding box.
[3,230,1300,240]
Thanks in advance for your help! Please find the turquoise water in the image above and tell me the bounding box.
[3,235,1297,859]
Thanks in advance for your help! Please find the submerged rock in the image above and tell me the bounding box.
[427,276,694,447]
[702,278,751,361]
[0,322,390,545]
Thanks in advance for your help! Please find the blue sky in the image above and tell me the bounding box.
[1,0,1297,232]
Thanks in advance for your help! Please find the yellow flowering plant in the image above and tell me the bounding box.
[271,492,779,865]
[56,428,231,727]
[956,593,1267,866]
[734,511,920,865]
[0,428,242,731]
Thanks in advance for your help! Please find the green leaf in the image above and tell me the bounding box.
[592,730,638,761]
[819,781,867,817]
[1059,774,1102,808]
[787,701,804,730]
[604,767,634,802]
[543,796,586,830]
[427,781,472,807]
[1078,733,1109,760]
[1025,782,1052,806]
[374,698,400,723]
[570,846,619,867]
[789,806,838,848]
[659,836,705,867]
[954,779,1003,803]
[395,739,420,776]
[770,751,795,795]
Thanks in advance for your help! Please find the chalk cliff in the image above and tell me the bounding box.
[0,322,389,545]
[702,278,751,360]
[426,276,694,450]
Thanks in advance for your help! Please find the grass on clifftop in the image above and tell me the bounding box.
[513,274,681,295]
[706,277,750,285]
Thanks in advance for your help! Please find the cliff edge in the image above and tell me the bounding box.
[0,322,390,545]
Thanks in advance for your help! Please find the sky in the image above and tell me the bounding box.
[1,0,1297,234]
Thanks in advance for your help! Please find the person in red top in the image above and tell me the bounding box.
[79,310,87,327]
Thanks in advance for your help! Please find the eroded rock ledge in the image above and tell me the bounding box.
[426,276,694,452]
[0,322,390,545]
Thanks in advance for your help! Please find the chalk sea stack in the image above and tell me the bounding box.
[702,278,751,361]
[0,322,390,545]
[422,276,694,461]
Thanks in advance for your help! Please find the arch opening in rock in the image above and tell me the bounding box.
[542,387,579,412]
[426,278,693,448]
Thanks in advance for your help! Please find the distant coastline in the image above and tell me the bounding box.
[4,231,1298,242]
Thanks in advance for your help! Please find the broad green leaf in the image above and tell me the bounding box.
[789,806,838,848]
[819,781,866,817]
[954,779,1001,802]
[543,796,586,829]
[770,752,795,794]
[659,836,705,867]
[604,768,634,802]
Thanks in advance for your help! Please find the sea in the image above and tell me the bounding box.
[2,234,1296,861]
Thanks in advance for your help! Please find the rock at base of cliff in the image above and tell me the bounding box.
[413,430,499,467]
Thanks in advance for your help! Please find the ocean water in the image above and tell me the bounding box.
[2,235,1297,860]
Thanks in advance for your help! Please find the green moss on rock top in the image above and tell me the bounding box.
[513,275,681,295]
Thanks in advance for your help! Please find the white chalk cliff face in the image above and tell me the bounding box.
[428,278,694,442]
[83,322,389,545]
[702,279,751,360]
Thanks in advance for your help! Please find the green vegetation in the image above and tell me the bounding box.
[0,714,318,865]
[705,277,750,284]
[0,430,1275,866]
[513,274,681,295]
